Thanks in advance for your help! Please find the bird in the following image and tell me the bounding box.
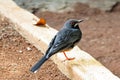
[30,19,84,73]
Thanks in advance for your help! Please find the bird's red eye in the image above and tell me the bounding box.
[71,22,75,26]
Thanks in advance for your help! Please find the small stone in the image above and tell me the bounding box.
[18,50,23,53]
[26,47,32,51]
[18,57,21,60]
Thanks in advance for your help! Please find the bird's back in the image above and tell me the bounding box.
[47,26,82,55]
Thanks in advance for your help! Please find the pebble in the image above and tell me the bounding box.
[18,50,23,53]
[26,47,32,51]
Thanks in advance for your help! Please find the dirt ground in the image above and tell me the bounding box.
[0,3,120,80]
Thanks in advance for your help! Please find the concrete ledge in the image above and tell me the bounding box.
[0,1,120,80]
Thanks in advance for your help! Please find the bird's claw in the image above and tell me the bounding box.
[63,57,75,62]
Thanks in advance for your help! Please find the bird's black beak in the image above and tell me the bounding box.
[74,19,84,27]
[77,19,84,23]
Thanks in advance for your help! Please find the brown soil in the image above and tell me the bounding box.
[0,3,120,80]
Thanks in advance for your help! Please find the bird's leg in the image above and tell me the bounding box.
[63,51,75,60]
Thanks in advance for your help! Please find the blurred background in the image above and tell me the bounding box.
[0,0,120,80]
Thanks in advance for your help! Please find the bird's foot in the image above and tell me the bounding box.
[63,57,75,62]
[66,57,75,60]
[63,51,75,61]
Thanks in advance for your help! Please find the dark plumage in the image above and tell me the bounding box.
[30,19,83,73]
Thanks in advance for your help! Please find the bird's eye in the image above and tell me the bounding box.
[70,21,78,27]
[70,22,75,26]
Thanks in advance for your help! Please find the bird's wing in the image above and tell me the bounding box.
[45,35,57,54]
[48,28,81,54]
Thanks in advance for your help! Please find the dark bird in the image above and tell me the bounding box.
[30,19,83,73]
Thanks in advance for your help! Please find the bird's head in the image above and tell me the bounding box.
[64,19,84,28]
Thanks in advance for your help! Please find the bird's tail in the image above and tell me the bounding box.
[30,55,48,73]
